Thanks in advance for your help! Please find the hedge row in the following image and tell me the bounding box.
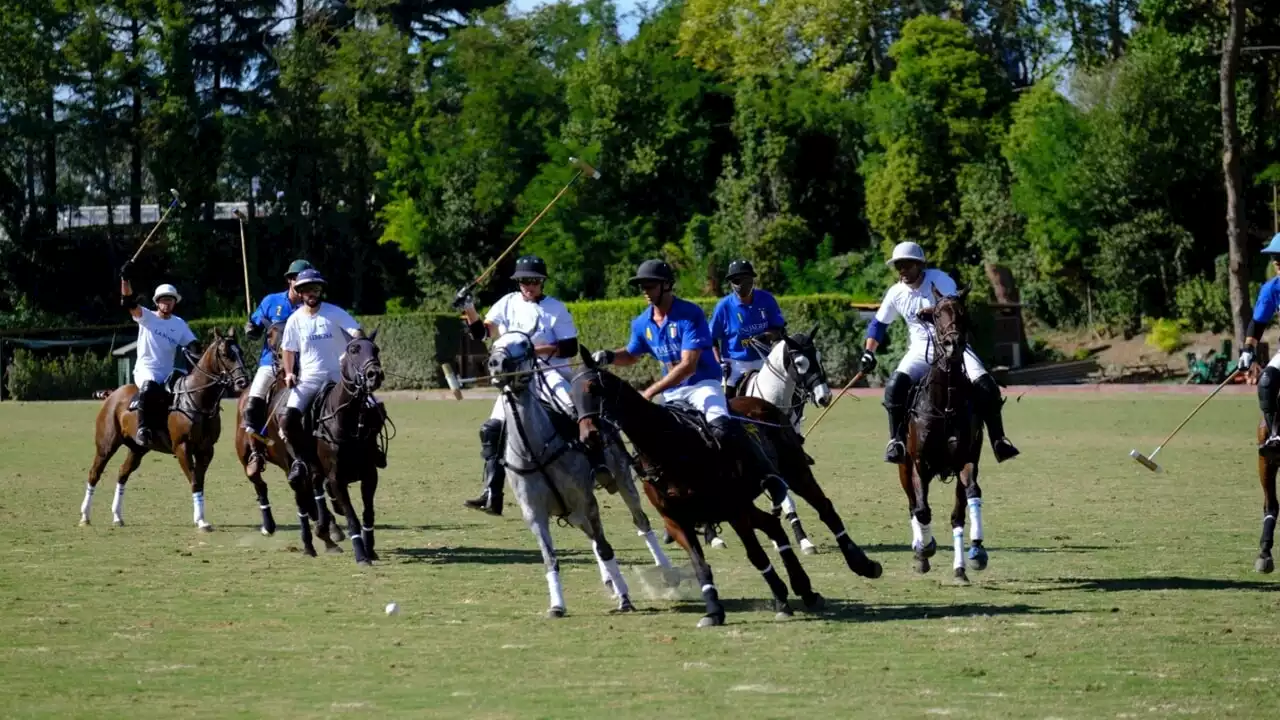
[2,295,999,399]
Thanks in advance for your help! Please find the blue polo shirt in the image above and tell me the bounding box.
[1254,277,1280,326]
[710,289,786,361]
[626,297,722,387]
[248,291,301,367]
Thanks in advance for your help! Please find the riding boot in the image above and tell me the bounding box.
[464,419,505,515]
[882,372,912,465]
[710,416,789,510]
[974,374,1020,463]
[242,396,266,434]
[1259,367,1280,454]
[280,408,313,487]
[135,381,159,447]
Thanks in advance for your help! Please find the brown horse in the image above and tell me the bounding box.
[234,322,347,554]
[573,347,881,628]
[81,329,250,530]
[1255,419,1278,573]
[898,286,988,585]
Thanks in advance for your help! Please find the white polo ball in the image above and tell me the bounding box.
[385,602,399,616]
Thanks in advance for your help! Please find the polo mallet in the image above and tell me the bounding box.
[1129,367,1242,472]
[441,361,583,401]
[453,158,601,307]
[231,209,253,317]
[128,188,181,263]
[803,370,865,439]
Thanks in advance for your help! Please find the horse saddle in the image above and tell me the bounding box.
[663,400,721,450]
[303,381,339,436]
[126,375,182,413]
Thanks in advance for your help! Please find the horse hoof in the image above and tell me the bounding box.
[303,546,318,558]
[922,538,937,558]
[859,560,884,580]
[330,525,346,542]
[79,516,90,526]
[953,568,970,586]
[197,524,215,533]
[547,606,566,619]
[774,611,794,622]
[914,556,931,574]
[260,527,274,537]
[112,519,124,528]
[617,596,635,613]
[967,546,989,571]
[367,550,380,562]
[1256,556,1274,574]
[802,593,825,611]
[325,545,343,555]
[800,538,817,555]
[357,559,374,568]
[696,614,725,628]
[710,537,727,549]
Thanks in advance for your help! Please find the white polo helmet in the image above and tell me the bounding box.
[153,283,182,304]
[886,241,926,266]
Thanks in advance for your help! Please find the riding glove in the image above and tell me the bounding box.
[1239,348,1256,372]
[243,321,262,340]
[860,350,878,374]
[593,350,615,366]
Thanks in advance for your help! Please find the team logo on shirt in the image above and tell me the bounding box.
[646,328,653,341]
[669,325,678,339]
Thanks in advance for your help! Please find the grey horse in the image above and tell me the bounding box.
[490,333,652,617]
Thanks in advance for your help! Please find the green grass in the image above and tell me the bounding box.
[1,394,1278,718]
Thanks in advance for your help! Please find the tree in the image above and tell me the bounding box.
[1221,0,1249,347]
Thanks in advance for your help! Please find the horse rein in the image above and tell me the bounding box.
[170,340,248,420]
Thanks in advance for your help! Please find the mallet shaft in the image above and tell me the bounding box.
[803,371,864,439]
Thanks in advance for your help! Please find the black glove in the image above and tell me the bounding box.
[452,284,476,311]
[119,260,133,282]
[184,340,203,364]
[244,321,262,340]
[860,349,877,374]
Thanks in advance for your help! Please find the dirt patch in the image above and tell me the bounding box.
[1035,328,1237,380]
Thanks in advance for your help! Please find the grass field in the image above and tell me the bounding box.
[2,393,1279,719]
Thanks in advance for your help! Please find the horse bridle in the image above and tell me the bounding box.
[171,338,249,419]
[751,337,826,414]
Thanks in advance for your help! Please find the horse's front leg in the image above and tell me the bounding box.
[745,505,824,612]
[328,458,370,566]
[725,511,794,620]
[243,437,276,536]
[783,467,881,578]
[174,442,213,532]
[1258,437,1278,573]
[664,515,724,628]
[287,472,318,557]
[959,458,987,573]
[360,466,379,562]
[528,513,566,618]
[949,463,978,586]
[607,444,670,568]
[581,497,635,613]
[901,458,934,573]
[775,494,816,554]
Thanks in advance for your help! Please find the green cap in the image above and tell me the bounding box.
[285,259,313,278]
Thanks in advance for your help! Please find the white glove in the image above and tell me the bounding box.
[592,350,615,366]
[1239,349,1256,372]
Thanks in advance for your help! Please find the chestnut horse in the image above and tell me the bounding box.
[573,347,882,628]
[235,321,347,554]
[898,286,988,585]
[81,329,249,531]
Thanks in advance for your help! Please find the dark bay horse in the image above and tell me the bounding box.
[898,286,988,585]
[308,330,389,566]
[234,322,347,554]
[82,329,250,530]
[573,348,880,627]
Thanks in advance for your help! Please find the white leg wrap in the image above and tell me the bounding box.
[967,497,984,543]
[602,558,629,599]
[192,492,207,526]
[640,530,672,568]
[781,494,798,516]
[546,570,565,609]
[952,527,965,569]
[80,484,95,518]
[910,516,924,550]
[112,484,126,523]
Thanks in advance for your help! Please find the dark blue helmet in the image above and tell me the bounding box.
[293,268,326,289]
[629,259,675,286]
[511,255,548,280]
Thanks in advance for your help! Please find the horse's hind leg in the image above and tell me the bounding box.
[1257,441,1278,573]
[329,472,371,566]
[948,465,975,586]
[109,446,147,527]
[786,471,881,579]
[247,470,276,536]
[959,462,986,572]
[529,514,567,618]
[174,443,213,532]
[612,462,671,568]
[83,441,122,526]
[726,512,795,620]
[746,506,823,611]
[360,468,379,562]
[665,517,724,628]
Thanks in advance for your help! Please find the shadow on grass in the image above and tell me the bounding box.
[221,523,473,533]
[1039,576,1280,592]
[856,543,1110,555]
[388,545,595,566]
[663,597,1080,623]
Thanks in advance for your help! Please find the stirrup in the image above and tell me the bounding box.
[992,437,1020,463]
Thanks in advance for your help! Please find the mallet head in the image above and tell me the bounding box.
[441,364,464,401]
[1129,449,1162,473]
[569,157,602,180]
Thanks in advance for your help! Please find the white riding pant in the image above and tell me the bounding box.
[895,343,988,383]
[249,365,276,399]
[133,368,168,387]
[1267,353,1280,370]
[726,358,764,387]
[488,367,574,421]
[287,374,335,411]
[658,379,730,423]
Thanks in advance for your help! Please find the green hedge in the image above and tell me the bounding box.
[6,348,115,401]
